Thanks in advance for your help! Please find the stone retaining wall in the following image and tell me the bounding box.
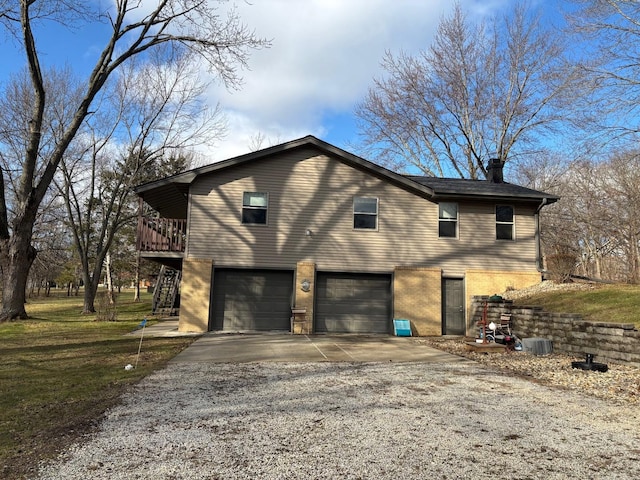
[471,296,640,367]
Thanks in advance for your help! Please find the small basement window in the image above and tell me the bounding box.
[353,197,378,230]
[242,192,268,224]
[439,202,458,238]
[496,205,514,240]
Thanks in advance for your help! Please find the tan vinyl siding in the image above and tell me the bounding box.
[186,148,539,273]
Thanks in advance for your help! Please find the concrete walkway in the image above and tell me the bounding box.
[125,319,201,338]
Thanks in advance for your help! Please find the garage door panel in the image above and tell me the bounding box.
[316,273,391,334]
[320,319,381,334]
[316,302,387,315]
[212,269,293,331]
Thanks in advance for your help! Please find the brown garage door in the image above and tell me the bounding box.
[315,273,392,334]
[211,269,293,331]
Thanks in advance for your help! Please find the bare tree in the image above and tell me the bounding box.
[605,152,640,282]
[0,1,267,321]
[524,149,640,283]
[568,1,640,143]
[512,152,574,274]
[57,51,211,315]
[355,2,582,178]
[248,132,285,152]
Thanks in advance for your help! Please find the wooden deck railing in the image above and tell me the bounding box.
[137,217,186,252]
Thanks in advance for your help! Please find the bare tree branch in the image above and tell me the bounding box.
[0,0,267,320]
[356,2,583,178]
[567,0,640,142]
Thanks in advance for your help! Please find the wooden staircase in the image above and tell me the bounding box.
[152,266,181,316]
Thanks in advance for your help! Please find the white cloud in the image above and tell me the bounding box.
[195,0,509,161]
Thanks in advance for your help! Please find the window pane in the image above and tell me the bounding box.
[354,197,378,214]
[496,205,513,222]
[354,214,376,229]
[243,192,267,207]
[242,208,267,224]
[439,221,456,238]
[439,202,457,219]
[496,223,513,240]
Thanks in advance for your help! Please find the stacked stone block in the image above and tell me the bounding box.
[472,295,640,367]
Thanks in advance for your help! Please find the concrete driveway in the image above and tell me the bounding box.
[169,332,467,363]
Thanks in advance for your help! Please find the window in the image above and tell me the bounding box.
[496,205,514,240]
[353,197,378,229]
[439,202,458,238]
[242,192,268,224]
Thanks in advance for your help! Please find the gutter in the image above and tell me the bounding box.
[535,197,551,273]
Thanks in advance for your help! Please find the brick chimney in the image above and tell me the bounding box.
[487,158,504,183]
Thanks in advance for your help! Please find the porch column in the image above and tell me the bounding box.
[178,258,214,333]
[293,262,316,334]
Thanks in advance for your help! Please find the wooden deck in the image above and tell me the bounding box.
[137,217,186,252]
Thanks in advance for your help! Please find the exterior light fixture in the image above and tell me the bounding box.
[305,229,312,236]
[301,279,311,292]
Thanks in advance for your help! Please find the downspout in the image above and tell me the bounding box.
[535,198,550,273]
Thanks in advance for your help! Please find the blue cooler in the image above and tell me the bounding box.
[393,319,412,336]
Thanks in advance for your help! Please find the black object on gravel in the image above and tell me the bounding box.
[572,353,608,373]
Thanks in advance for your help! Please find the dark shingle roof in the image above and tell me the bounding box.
[405,176,559,203]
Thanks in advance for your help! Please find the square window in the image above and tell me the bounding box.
[496,205,514,240]
[354,197,378,229]
[439,202,458,238]
[242,192,268,225]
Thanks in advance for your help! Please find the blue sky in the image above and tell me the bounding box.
[0,0,552,164]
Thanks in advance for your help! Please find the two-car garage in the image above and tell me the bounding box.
[210,269,392,334]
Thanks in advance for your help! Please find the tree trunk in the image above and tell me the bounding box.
[0,233,37,322]
[80,260,99,314]
[631,233,640,284]
[595,254,602,279]
[79,247,110,314]
[82,276,99,314]
[133,253,141,302]
[105,251,115,304]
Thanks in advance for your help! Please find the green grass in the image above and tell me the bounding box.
[0,292,196,479]
[513,283,640,330]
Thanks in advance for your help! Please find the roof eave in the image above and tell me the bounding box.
[431,192,560,204]
[134,135,437,202]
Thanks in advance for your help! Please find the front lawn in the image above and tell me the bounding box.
[0,292,195,480]
[512,283,640,330]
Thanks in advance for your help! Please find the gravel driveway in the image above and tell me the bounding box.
[35,360,639,479]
